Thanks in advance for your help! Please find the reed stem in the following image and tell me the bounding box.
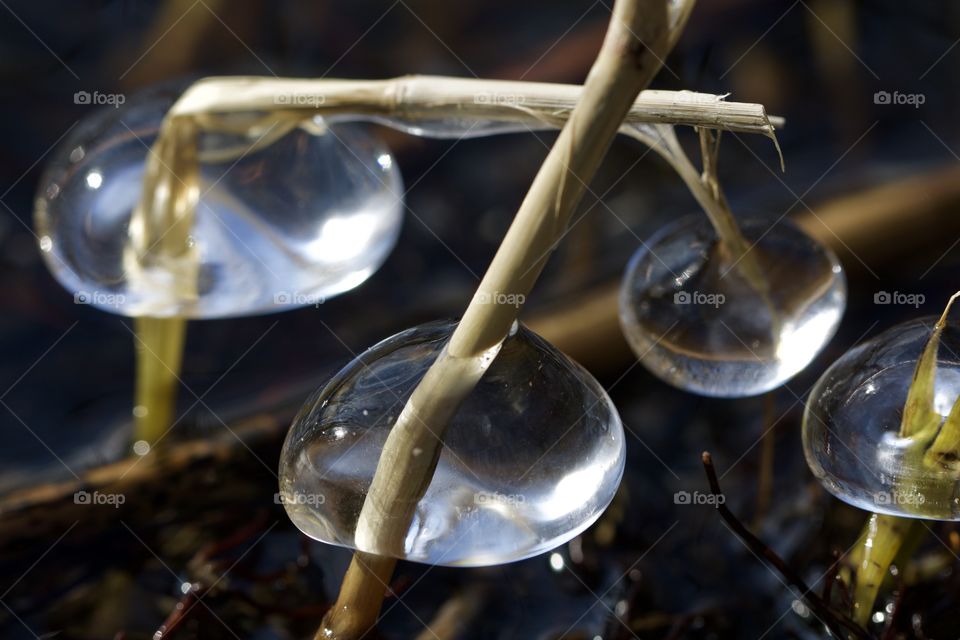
[319,0,681,636]
[133,316,187,444]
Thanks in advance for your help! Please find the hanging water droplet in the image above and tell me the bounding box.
[803,317,960,520]
[35,82,404,318]
[619,215,845,397]
[279,321,625,566]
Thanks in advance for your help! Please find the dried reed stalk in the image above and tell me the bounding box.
[320,0,679,636]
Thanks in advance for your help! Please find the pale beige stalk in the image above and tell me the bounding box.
[321,0,681,637]
[167,75,782,138]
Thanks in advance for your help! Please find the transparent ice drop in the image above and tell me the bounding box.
[35,83,404,318]
[803,317,960,520]
[279,320,625,566]
[619,215,846,397]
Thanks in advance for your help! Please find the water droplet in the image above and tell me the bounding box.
[619,215,845,397]
[132,439,151,456]
[791,600,810,617]
[803,318,960,519]
[549,552,564,572]
[39,236,52,252]
[34,82,404,318]
[279,320,625,566]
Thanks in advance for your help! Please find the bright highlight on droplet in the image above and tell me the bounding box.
[85,171,103,189]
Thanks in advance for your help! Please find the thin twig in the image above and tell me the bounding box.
[701,452,869,640]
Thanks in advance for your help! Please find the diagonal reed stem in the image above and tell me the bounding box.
[319,0,683,637]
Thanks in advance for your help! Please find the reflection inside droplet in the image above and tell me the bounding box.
[619,215,846,397]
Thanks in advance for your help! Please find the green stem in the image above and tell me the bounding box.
[849,292,960,624]
[133,316,187,445]
[848,514,922,627]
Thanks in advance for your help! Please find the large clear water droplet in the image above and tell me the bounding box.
[803,318,960,520]
[279,321,625,566]
[619,215,845,397]
[35,83,403,318]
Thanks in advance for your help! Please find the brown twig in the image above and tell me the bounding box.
[701,452,870,640]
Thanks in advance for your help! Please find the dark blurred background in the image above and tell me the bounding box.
[1,1,959,639]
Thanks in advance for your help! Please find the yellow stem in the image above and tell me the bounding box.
[848,514,921,627]
[133,316,187,445]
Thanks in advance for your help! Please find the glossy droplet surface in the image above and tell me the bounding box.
[619,216,845,397]
[35,84,403,318]
[803,318,960,520]
[279,321,625,566]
